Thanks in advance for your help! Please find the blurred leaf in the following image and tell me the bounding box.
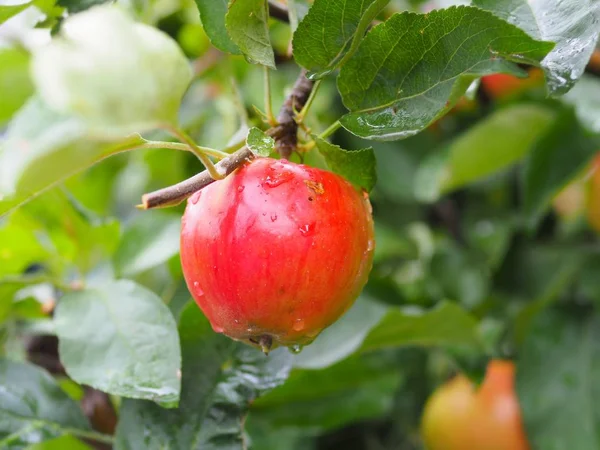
[31,6,192,135]
[246,127,275,157]
[292,296,387,369]
[522,108,599,225]
[55,0,109,14]
[441,105,555,192]
[563,75,600,133]
[195,0,240,54]
[54,280,181,403]
[26,435,92,450]
[114,213,180,277]
[315,137,376,192]
[337,6,553,140]
[0,359,90,448]
[0,98,146,215]
[252,353,403,430]
[517,310,600,450]
[0,48,34,126]
[474,0,600,95]
[0,221,49,277]
[292,0,390,78]
[0,2,32,24]
[360,301,482,352]
[226,0,275,68]
[115,304,292,449]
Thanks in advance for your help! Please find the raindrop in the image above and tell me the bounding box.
[212,325,224,333]
[299,223,315,237]
[264,172,292,188]
[288,344,303,354]
[189,191,202,205]
[367,239,375,252]
[293,318,305,331]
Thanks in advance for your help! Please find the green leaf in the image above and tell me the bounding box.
[0,359,90,448]
[441,104,556,192]
[54,280,181,403]
[315,137,376,192]
[0,98,146,216]
[226,0,275,68]
[113,212,181,277]
[194,0,241,54]
[252,353,403,430]
[360,301,482,352]
[55,0,109,14]
[292,296,387,369]
[26,435,92,450]
[473,0,600,95]
[563,75,600,133]
[115,304,292,449]
[337,6,554,140]
[292,0,390,78]
[246,127,275,157]
[0,2,32,24]
[0,48,34,126]
[517,311,600,450]
[31,5,192,135]
[522,108,600,225]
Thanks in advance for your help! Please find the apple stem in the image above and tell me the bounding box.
[258,335,273,355]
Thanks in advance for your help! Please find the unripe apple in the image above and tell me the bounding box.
[180,157,374,352]
[421,360,529,450]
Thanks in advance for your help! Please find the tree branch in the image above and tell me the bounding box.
[268,1,289,23]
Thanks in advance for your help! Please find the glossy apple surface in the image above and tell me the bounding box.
[180,157,374,350]
[421,360,529,450]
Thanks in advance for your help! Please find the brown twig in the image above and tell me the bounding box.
[270,69,315,159]
[268,0,289,23]
[141,69,316,209]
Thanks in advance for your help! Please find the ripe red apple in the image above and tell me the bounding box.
[481,68,544,99]
[180,157,374,352]
[421,360,529,450]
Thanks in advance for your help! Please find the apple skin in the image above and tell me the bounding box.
[421,360,529,450]
[481,69,544,99]
[180,157,374,350]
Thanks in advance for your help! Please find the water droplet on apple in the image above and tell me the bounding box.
[270,214,277,222]
[288,344,303,354]
[189,191,202,205]
[367,239,375,251]
[299,223,315,237]
[237,185,245,193]
[293,318,305,331]
[264,172,292,188]
[212,325,224,333]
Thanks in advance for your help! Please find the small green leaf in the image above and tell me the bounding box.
[360,301,482,352]
[474,0,600,95]
[517,311,600,450]
[0,359,90,448]
[115,304,292,449]
[194,0,241,54]
[337,6,554,140]
[0,48,34,126]
[113,212,181,277]
[226,0,275,68]
[26,435,93,450]
[0,2,32,25]
[54,280,181,404]
[292,0,390,78]
[246,127,275,157]
[31,5,192,135]
[441,104,556,192]
[522,108,600,225]
[315,137,376,192]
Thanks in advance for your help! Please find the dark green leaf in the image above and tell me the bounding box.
[113,212,181,277]
[337,6,554,140]
[246,127,275,157]
[56,0,109,13]
[54,280,181,403]
[292,296,387,369]
[360,301,482,352]
[522,108,600,225]
[194,0,241,54]
[0,48,33,126]
[0,359,90,448]
[517,311,600,450]
[0,2,32,25]
[292,0,390,78]
[474,0,600,95]
[31,6,192,135]
[226,0,275,68]
[115,304,292,450]
[315,137,376,192]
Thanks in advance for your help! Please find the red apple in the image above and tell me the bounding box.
[421,360,529,450]
[481,68,544,99]
[180,157,374,352]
